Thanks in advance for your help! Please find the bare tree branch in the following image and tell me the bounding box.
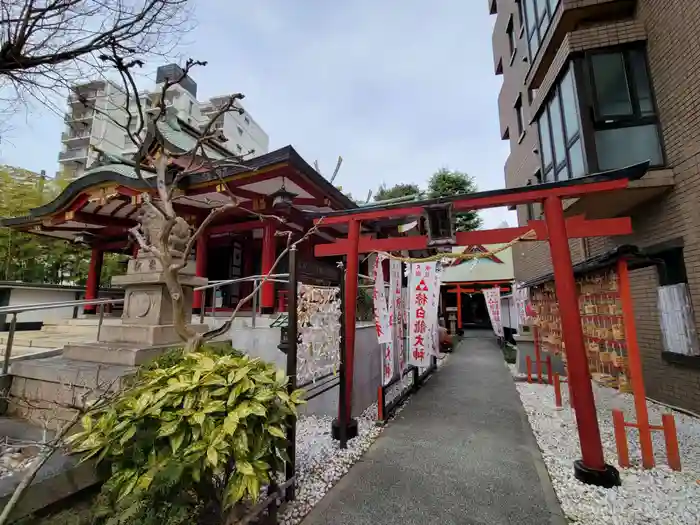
[0,0,195,113]
[0,371,120,525]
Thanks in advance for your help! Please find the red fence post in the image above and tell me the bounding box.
[526,355,532,383]
[553,373,563,409]
[612,409,630,468]
[662,413,682,471]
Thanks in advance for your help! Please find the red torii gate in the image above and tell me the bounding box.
[311,161,651,488]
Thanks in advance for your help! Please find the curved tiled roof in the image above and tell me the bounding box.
[0,145,356,227]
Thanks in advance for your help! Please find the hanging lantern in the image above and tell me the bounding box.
[271,177,297,210]
[423,203,456,246]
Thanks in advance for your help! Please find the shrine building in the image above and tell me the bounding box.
[0,115,368,316]
[440,243,515,332]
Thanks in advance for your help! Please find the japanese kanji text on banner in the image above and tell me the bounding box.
[408,263,440,368]
[483,286,504,337]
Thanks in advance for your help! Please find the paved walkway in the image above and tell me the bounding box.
[302,334,566,525]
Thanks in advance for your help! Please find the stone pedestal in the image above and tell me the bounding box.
[446,307,458,335]
[64,254,208,366]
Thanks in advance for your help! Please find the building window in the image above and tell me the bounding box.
[522,0,561,62]
[237,125,243,136]
[506,16,516,61]
[517,0,525,31]
[515,96,524,138]
[584,47,664,171]
[537,66,584,182]
[652,246,688,286]
[244,116,250,125]
[188,100,194,115]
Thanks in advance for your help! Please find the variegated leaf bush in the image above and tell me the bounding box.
[67,347,305,524]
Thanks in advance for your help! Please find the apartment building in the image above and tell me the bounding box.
[489,0,700,412]
[59,64,270,179]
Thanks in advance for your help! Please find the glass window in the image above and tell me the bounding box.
[529,31,539,59]
[543,166,554,183]
[539,111,553,169]
[548,98,566,165]
[517,0,525,29]
[594,125,663,170]
[524,0,537,35]
[536,0,547,21]
[515,97,524,136]
[629,49,655,116]
[555,164,567,182]
[548,0,560,13]
[568,138,585,178]
[507,18,516,57]
[560,69,579,140]
[591,53,633,118]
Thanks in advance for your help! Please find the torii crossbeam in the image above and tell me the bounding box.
[308,161,651,489]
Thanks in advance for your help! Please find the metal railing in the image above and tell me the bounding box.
[0,298,125,374]
[193,274,290,328]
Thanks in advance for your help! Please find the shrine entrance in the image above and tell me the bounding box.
[309,161,651,489]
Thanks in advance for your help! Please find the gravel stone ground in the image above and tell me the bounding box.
[511,365,700,524]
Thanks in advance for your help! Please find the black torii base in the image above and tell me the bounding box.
[331,417,358,441]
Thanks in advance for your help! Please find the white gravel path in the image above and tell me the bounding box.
[512,366,700,524]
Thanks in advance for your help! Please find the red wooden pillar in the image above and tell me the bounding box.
[457,285,463,329]
[193,234,208,311]
[618,258,654,468]
[342,219,361,422]
[543,195,620,486]
[243,236,254,305]
[260,221,276,313]
[84,247,104,313]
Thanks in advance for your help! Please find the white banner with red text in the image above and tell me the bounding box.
[483,286,504,337]
[408,262,440,368]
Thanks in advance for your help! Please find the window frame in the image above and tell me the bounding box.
[585,46,660,131]
[536,65,587,182]
[522,0,561,62]
[514,95,525,139]
[579,43,666,171]
[516,0,525,33]
[506,15,517,64]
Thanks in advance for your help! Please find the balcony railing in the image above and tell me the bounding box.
[68,90,104,103]
[61,131,90,142]
[58,149,88,162]
[64,112,93,123]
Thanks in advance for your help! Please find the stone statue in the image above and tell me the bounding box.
[135,205,191,260]
[168,216,191,259]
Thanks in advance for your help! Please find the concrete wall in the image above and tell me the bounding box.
[228,323,382,418]
[4,288,78,325]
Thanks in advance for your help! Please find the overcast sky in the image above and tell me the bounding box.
[0,0,514,228]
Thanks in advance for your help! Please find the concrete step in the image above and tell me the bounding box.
[63,341,173,366]
[8,357,135,429]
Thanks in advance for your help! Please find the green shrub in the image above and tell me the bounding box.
[502,343,517,364]
[67,348,305,524]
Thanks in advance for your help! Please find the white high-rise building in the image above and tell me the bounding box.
[58,64,270,179]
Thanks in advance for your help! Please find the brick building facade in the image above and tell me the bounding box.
[489,0,700,412]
